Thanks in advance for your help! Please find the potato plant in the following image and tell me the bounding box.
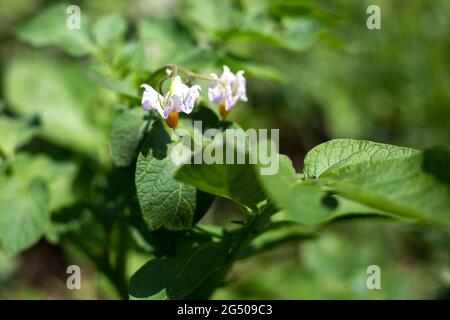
[0,3,449,300]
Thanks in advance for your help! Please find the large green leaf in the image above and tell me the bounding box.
[259,141,450,228]
[4,56,106,157]
[135,121,196,231]
[129,234,230,300]
[303,139,419,179]
[0,178,50,255]
[16,4,95,56]
[110,108,153,167]
[324,147,450,229]
[257,154,383,225]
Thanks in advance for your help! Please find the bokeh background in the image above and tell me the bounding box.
[0,0,449,299]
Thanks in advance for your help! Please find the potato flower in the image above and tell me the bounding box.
[208,66,247,118]
[141,76,201,128]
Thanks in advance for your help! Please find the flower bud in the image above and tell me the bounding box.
[219,103,230,119]
[166,111,179,128]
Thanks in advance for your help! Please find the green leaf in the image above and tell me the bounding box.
[175,125,270,207]
[93,13,126,49]
[110,108,153,167]
[258,152,399,225]
[0,178,50,255]
[260,142,450,228]
[135,121,196,231]
[303,139,420,179]
[4,56,107,157]
[129,234,230,300]
[181,0,239,35]
[258,155,340,225]
[324,147,450,229]
[16,4,95,56]
[176,162,266,208]
[0,116,37,158]
[12,153,78,211]
[219,17,321,53]
[102,78,140,99]
[138,18,194,68]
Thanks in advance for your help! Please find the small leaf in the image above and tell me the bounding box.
[135,121,196,230]
[110,108,153,167]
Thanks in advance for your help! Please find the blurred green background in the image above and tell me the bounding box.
[0,0,449,299]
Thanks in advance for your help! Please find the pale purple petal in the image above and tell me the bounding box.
[141,84,162,111]
[180,85,201,114]
[162,96,174,119]
[235,71,248,102]
[141,84,170,119]
[207,66,247,110]
[220,65,235,84]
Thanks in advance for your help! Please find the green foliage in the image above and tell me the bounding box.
[93,13,127,50]
[0,0,449,301]
[16,4,95,57]
[135,121,196,231]
[4,56,107,157]
[175,161,266,208]
[303,139,420,179]
[0,178,49,255]
[129,233,230,300]
[0,116,37,158]
[110,108,153,167]
[321,147,450,229]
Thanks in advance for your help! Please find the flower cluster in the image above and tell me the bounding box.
[141,66,247,128]
[208,66,247,118]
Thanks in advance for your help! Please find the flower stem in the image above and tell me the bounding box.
[165,64,225,85]
[187,203,275,299]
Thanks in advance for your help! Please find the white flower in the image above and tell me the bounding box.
[208,66,247,111]
[171,76,201,114]
[141,76,201,119]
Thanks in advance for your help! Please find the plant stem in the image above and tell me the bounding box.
[191,204,275,299]
[165,64,225,85]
